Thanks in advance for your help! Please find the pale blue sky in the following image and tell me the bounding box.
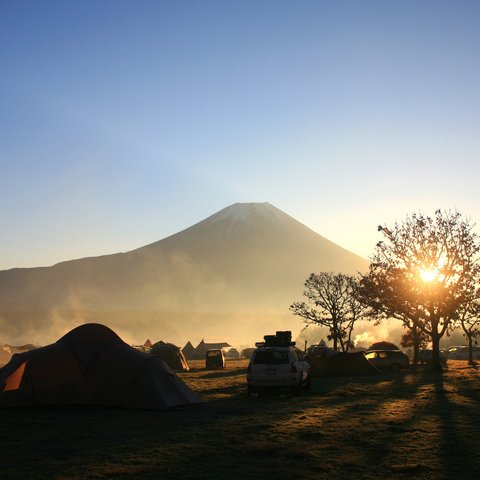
[1,0,480,269]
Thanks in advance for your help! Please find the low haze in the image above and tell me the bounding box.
[0,203,369,345]
[2,1,480,271]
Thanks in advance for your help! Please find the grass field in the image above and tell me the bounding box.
[0,359,479,479]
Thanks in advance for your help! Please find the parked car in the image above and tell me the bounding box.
[418,349,447,365]
[247,346,310,395]
[205,349,225,369]
[447,345,480,360]
[365,350,410,372]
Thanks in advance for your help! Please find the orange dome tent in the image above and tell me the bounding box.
[0,323,202,409]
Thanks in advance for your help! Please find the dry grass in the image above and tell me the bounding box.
[0,359,479,479]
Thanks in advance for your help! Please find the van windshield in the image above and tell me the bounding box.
[253,350,289,365]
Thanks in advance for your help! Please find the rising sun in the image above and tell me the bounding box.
[419,268,437,282]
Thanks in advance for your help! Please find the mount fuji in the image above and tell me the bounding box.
[0,203,369,345]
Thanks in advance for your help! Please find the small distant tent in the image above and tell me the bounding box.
[240,347,256,359]
[150,341,189,371]
[190,340,231,360]
[143,339,153,349]
[306,343,336,358]
[182,341,195,360]
[0,346,11,366]
[309,351,380,377]
[224,348,239,359]
[0,323,202,409]
[367,341,400,351]
[8,344,39,355]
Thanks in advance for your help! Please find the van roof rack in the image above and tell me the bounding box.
[256,331,296,348]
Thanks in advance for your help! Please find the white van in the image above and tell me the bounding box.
[246,346,310,395]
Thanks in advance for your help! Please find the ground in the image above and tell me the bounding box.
[0,359,479,479]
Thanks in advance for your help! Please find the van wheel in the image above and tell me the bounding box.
[303,377,311,392]
[292,382,303,395]
[390,363,400,372]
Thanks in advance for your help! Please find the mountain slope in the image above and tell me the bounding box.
[0,202,369,343]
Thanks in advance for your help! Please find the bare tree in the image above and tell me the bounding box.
[290,272,370,352]
[360,210,480,370]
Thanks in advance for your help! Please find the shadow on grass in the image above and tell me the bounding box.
[427,372,480,479]
[310,371,399,395]
[195,367,247,379]
[2,364,480,479]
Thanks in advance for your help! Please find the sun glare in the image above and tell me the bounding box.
[419,268,437,282]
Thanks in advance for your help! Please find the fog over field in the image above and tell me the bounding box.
[2,1,480,359]
[0,203,375,347]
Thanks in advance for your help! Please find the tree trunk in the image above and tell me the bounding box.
[431,321,443,371]
[345,322,354,354]
[468,334,474,365]
[412,326,420,367]
[331,327,338,351]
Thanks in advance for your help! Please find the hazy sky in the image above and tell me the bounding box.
[2,0,480,270]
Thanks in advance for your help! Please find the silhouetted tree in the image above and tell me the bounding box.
[457,290,480,365]
[400,329,429,358]
[360,210,480,370]
[359,269,427,366]
[290,272,370,352]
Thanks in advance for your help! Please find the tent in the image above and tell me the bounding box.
[0,323,202,409]
[367,341,400,351]
[181,341,195,360]
[240,347,256,359]
[190,340,231,360]
[150,341,189,371]
[0,346,11,366]
[308,351,381,377]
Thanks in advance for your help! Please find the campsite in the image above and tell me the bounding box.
[1,355,479,479]
[3,2,480,479]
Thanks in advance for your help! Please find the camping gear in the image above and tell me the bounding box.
[150,341,190,371]
[0,323,202,409]
[308,351,381,377]
[182,341,195,360]
[240,347,256,359]
[190,340,230,360]
[224,348,240,358]
[256,331,295,348]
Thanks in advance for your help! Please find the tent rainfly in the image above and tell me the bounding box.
[308,351,381,377]
[150,341,189,371]
[189,340,231,360]
[181,341,195,360]
[0,323,202,409]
